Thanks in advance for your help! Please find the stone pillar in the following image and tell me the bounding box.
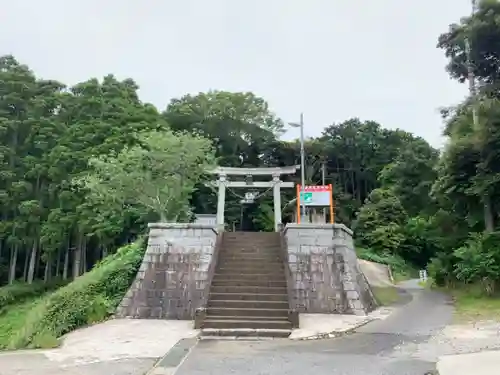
[216,173,226,230]
[272,173,282,232]
[284,223,376,315]
[116,223,218,320]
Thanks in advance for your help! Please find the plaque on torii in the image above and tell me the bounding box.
[209,165,299,231]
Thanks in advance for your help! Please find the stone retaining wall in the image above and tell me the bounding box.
[285,223,376,315]
[116,223,218,319]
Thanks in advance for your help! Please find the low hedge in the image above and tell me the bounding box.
[8,238,146,349]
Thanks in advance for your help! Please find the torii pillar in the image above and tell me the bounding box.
[210,166,299,231]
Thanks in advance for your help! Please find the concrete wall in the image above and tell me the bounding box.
[116,223,218,320]
[285,223,377,315]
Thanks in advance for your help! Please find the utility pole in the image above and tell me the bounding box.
[465,0,494,231]
[299,113,306,223]
[465,0,478,127]
[321,161,326,222]
[288,113,307,223]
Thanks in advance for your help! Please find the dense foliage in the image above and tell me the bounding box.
[1,0,500,300]
[3,240,145,349]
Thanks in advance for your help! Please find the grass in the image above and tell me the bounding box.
[356,247,417,283]
[0,239,146,350]
[0,297,45,349]
[448,288,500,323]
[371,286,402,306]
[7,239,146,349]
[427,281,500,323]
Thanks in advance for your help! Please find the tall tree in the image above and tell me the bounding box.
[76,130,216,222]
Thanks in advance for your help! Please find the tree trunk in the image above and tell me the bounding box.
[8,244,18,284]
[62,247,69,280]
[55,247,61,278]
[23,247,30,281]
[72,234,82,279]
[43,254,51,283]
[81,237,87,274]
[27,239,38,284]
[484,195,495,232]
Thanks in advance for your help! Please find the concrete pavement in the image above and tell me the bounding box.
[2,281,500,374]
[437,350,500,375]
[175,285,455,374]
[0,319,199,375]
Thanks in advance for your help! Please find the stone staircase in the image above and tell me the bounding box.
[200,231,293,339]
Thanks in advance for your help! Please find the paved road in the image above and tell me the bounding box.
[0,351,156,375]
[176,283,454,375]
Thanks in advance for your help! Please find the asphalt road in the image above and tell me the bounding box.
[175,282,454,375]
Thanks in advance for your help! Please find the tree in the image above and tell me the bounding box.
[76,130,217,222]
[438,0,500,90]
[165,91,283,167]
[354,188,408,254]
[437,1,500,232]
[379,138,438,217]
[320,119,418,225]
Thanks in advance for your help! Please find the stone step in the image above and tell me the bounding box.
[220,245,280,254]
[221,241,280,246]
[223,234,280,239]
[219,252,281,258]
[210,292,288,302]
[210,286,288,294]
[207,307,289,318]
[213,273,285,282]
[201,329,291,338]
[217,256,282,262]
[208,299,289,309]
[216,266,284,274]
[212,279,287,287]
[217,261,283,268]
[202,319,292,331]
[218,259,283,265]
[204,315,290,321]
[220,241,280,246]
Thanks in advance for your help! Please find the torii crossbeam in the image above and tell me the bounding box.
[209,165,299,231]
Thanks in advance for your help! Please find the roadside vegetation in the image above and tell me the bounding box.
[371,286,403,306]
[0,240,145,349]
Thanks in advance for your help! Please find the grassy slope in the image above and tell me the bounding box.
[0,297,45,349]
[0,239,146,350]
[356,247,417,282]
[371,286,402,306]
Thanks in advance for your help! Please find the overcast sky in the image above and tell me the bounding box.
[1,0,472,147]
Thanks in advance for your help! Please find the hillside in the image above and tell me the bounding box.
[0,240,145,349]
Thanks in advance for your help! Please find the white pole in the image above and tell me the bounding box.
[299,113,307,223]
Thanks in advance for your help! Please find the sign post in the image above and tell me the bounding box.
[296,184,334,224]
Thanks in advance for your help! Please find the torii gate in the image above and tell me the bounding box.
[210,165,299,231]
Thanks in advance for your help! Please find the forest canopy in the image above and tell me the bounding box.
[2,0,500,295]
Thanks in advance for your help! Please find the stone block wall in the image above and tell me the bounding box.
[285,223,376,315]
[116,223,218,320]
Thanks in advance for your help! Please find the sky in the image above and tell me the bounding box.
[0,0,473,148]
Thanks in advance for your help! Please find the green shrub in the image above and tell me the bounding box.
[453,231,500,295]
[8,239,146,349]
[0,279,67,312]
[356,247,411,276]
[354,188,408,255]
